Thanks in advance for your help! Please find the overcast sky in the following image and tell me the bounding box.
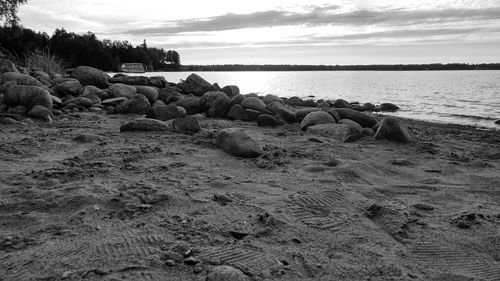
[18,0,500,65]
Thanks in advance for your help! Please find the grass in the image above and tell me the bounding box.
[21,48,65,77]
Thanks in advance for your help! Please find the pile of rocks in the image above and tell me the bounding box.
[0,60,414,158]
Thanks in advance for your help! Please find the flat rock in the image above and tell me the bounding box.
[102,97,128,105]
[216,128,263,158]
[146,105,186,121]
[120,118,170,132]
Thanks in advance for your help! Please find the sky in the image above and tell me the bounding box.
[18,0,500,65]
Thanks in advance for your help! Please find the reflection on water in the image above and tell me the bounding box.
[114,70,500,129]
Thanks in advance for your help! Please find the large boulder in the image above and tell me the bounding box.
[229,94,245,107]
[221,85,240,98]
[330,108,378,128]
[109,83,136,99]
[54,80,83,97]
[145,105,186,121]
[71,66,110,89]
[178,73,214,96]
[216,128,263,158]
[241,97,267,112]
[266,101,297,123]
[332,99,350,108]
[262,94,282,105]
[135,86,159,104]
[1,72,41,86]
[117,94,151,114]
[377,102,400,112]
[4,85,53,110]
[110,74,149,86]
[374,116,413,143]
[158,86,183,104]
[342,126,365,142]
[176,96,201,115]
[227,104,260,121]
[120,118,170,132]
[173,116,201,134]
[300,111,335,130]
[199,91,230,116]
[149,76,167,88]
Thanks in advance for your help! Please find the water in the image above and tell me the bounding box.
[119,71,500,129]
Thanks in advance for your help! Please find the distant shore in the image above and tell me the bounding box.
[158,63,500,72]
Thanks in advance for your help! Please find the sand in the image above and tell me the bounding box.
[0,112,499,281]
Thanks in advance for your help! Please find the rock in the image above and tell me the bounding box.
[330,108,378,128]
[179,73,214,95]
[221,85,240,98]
[4,85,53,110]
[295,108,321,121]
[374,116,413,143]
[54,80,83,97]
[62,97,93,108]
[120,118,170,132]
[158,87,183,104]
[146,105,186,121]
[1,72,41,86]
[229,94,245,107]
[306,123,353,141]
[377,102,400,112]
[102,97,128,106]
[122,94,151,114]
[338,119,363,132]
[173,116,201,134]
[108,83,136,99]
[110,74,149,86]
[199,91,230,112]
[28,105,53,122]
[263,94,282,104]
[245,93,258,98]
[81,91,101,105]
[207,95,231,117]
[332,99,350,108]
[165,92,184,105]
[51,95,62,105]
[227,104,260,121]
[206,265,248,281]
[300,111,335,130]
[266,101,297,123]
[176,96,202,115]
[213,82,222,91]
[135,86,159,104]
[71,66,110,89]
[241,97,267,112]
[361,127,375,136]
[152,100,166,108]
[342,126,365,142]
[8,105,27,115]
[149,76,167,88]
[285,96,304,106]
[216,128,264,158]
[82,85,109,99]
[0,117,18,125]
[184,257,200,266]
[302,99,318,107]
[327,109,341,122]
[495,119,500,125]
[318,101,331,108]
[257,114,279,127]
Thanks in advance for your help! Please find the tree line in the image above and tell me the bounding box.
[0,25,181,71]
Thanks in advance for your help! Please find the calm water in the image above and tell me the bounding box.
[121,71,500,129]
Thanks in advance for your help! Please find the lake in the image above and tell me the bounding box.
[116,71,500,129]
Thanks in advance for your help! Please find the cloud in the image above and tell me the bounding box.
[121,5,500,36]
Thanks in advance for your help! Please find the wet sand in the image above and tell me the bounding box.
[1,112,499,281]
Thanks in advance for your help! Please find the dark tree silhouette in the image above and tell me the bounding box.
[0,0,27,25]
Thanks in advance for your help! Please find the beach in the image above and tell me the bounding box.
[1,110,499,280]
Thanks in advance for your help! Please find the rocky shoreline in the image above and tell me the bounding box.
[1,63,500,281]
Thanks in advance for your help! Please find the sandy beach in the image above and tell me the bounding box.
[1,111,499,281]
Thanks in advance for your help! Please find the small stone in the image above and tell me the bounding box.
[184,256,200,265]
[165,259,176,267]
[206,265,248,281]
[193,265,203,274]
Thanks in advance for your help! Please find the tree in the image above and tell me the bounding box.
[0,0,28,26]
